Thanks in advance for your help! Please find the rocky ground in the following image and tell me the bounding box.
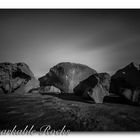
[0,93,140,132]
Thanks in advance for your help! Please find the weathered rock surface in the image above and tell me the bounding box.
[39,62,97,93]
[110,62,140,104]
[0,62,39,94]
[40,86,61,94]
[1,93,140,131]
[74,73,111,103]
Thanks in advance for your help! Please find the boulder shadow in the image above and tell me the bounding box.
[103,94,140,106]
[40,92,94,104]
[40,92,140,106]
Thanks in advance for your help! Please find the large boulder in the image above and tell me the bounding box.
[0,62,39,94]
[110,62,140,104]
[74,73,111,103]
[39,62,97,93]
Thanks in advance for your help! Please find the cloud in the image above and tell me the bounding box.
[1,9,140,77]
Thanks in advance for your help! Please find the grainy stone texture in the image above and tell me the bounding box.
[39,62,97,93]
[74,73,111,103]
[39,86,61,94]
[0,62,39,94]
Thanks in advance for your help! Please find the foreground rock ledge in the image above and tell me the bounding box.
[0,93,140,131]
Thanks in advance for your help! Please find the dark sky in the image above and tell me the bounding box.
[0,9,140,77]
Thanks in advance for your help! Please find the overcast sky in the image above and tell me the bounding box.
[0,9,140,78]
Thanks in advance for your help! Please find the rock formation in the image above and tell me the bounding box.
[0,62,39,94]
[74,73,111,103]
[39,62,97,93]
[110,62,140,104]
[40,86,61,94]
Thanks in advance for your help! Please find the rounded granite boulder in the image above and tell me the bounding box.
[39,62,97,93]
[0,62,39,94]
